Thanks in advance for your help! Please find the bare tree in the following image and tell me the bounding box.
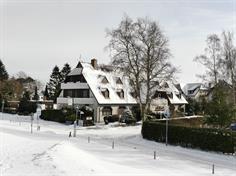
[222,31,236,104]
[107,16,176,120]
[135,18,176,111]
[15,71,28,79]
[194,34,222,85]
[106,16,144,116]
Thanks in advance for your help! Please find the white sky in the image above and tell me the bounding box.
[0,0,235,85]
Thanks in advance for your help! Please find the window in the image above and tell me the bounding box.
[101,89,109,99]
[102,107,112,116]
[64,90,73,97]
[176,94,182,99]
[188,90,194,95]
[64,89,89,98]
[164,83,169,88]
[116,78,123,85]
[82,90,89,98]
[118,106,126,115]
[117,89,124,99]
[167,92,173,99]
[64,75,86,83]
[101,76,109,84]
[130,92,137,98]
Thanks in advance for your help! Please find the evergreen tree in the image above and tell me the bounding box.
[0,59,9,81]
[18,91,36,115]
[43,85,49,100]
[22,91,31,101]
[32,86,39,101]
[47,66,61,102]
[60,63,71,82]
[204,84,235,128]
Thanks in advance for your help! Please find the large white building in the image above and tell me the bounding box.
[57,59,137,123]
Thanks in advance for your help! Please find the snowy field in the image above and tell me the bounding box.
[0,113,235,176]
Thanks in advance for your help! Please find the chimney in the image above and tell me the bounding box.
[91,58,98,69]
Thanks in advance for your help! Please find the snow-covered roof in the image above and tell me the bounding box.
[68,68,82,76]
[158,81,188,104]
[168,92,188,104]
[183,83,209,96]
[79,62,137,105]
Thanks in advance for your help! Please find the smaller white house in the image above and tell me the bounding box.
[150,81,188,117]
[57,59,137,122]
[182,83,210,101]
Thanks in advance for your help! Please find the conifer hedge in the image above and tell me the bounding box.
[142,121,236,153]
[40,110,65,123]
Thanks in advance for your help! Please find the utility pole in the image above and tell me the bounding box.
[73,120,76,137]
[75,106,79,126]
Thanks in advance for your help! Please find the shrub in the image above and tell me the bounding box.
[120,110,136,125]
[18,101,37,115]
[142,121,236,153]
[66,114,76,122]
[131,106,141,121]
[104,115,119,124]
[40,110,65,123]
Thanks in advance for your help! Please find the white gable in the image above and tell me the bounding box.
[160,81,188,105]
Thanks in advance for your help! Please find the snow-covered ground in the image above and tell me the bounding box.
[0,113,235,176]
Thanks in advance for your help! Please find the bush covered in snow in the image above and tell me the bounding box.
[142,121,236,153]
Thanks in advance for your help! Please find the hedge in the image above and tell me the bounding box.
[142,121,236,153]
[40,110,65,123]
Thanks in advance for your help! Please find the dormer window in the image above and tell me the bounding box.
[188,90,194,95]
[98,75,109,84]
[130,91,137,98]
[116,89,124,99]
[101,89,109,99]
[164,82,169,88]
[167,92,173,99]
[176,93,182,99]
[116,77,123,85]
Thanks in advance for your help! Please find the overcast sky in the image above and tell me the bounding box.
[0,0,235,85]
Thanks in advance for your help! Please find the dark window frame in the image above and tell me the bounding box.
[101,89,109,99]
[64,89,90,98]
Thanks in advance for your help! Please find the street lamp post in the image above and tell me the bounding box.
[79,110,84,127]
[164,106,170,146]
[166,116,168,146]
[75,106,79,126]
[36,105,42,131]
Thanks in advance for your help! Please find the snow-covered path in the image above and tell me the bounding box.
[0,113,235,176]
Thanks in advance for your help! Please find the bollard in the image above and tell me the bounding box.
[88,136,90,143]
[69,131,72,137]
[112,141,114,149]
[212,164,214,174]
[154,151,156,160]
[31,122,33,134]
